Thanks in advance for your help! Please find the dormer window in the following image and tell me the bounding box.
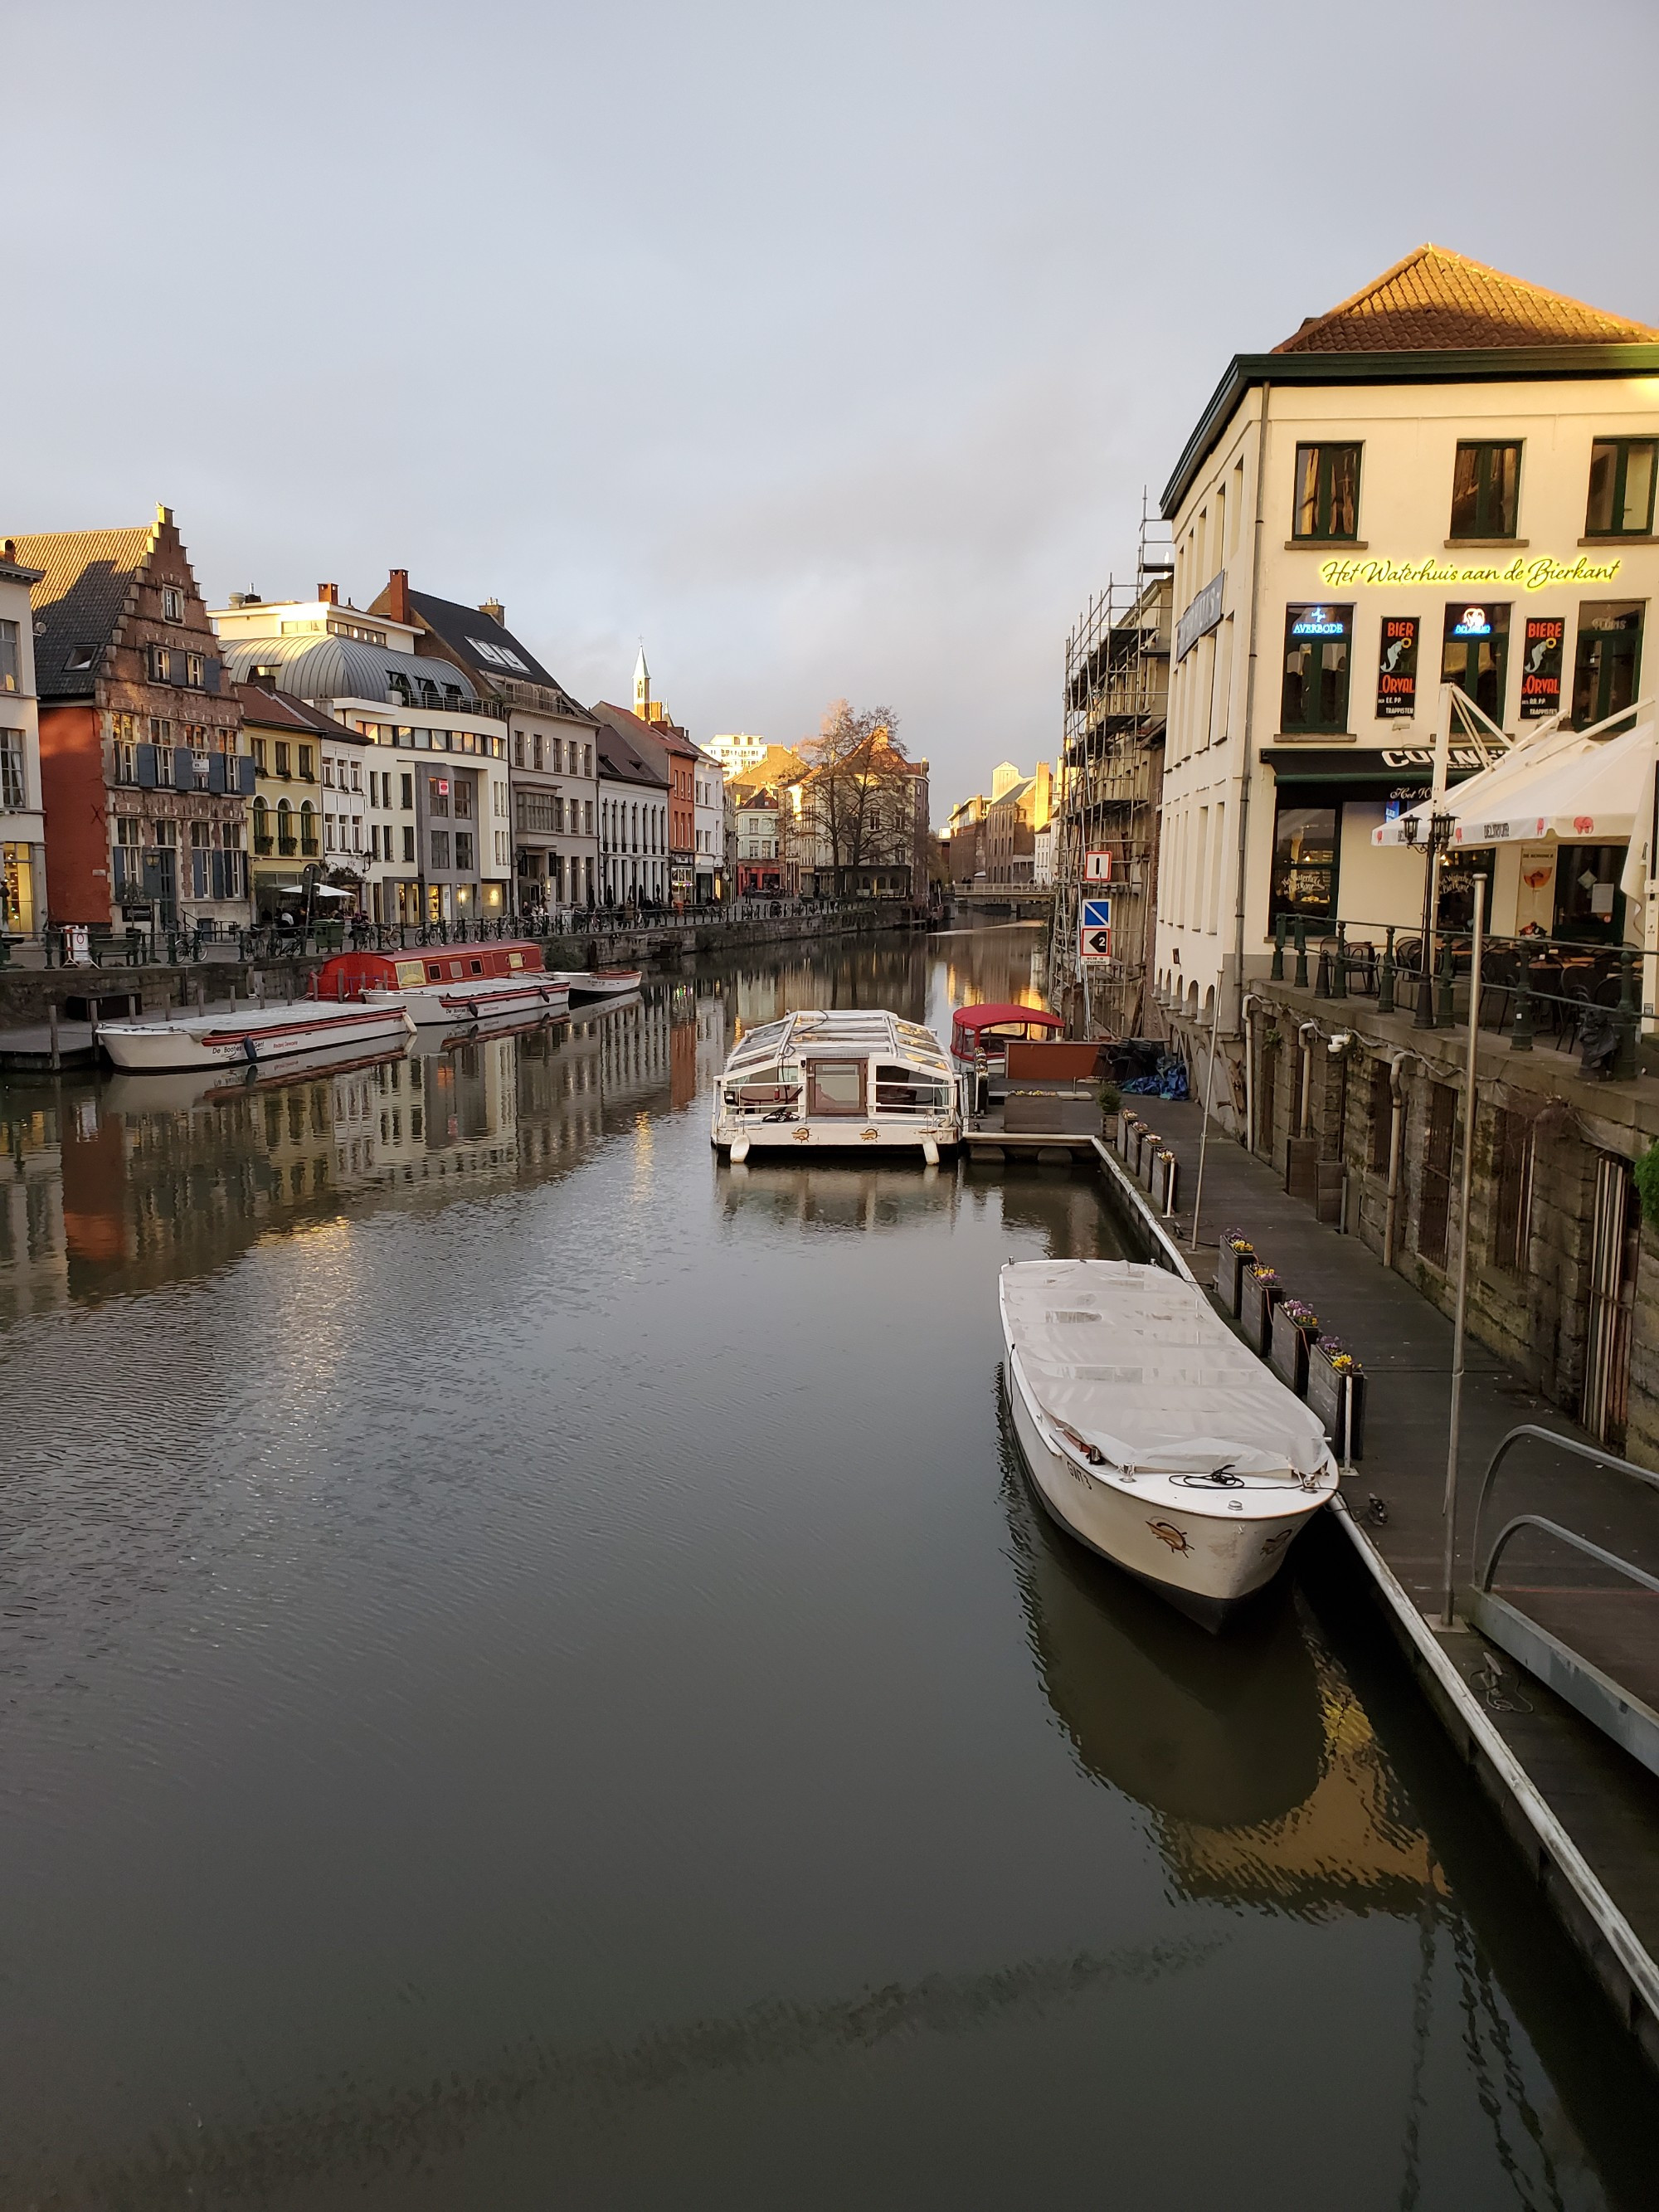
[64,644,96,672]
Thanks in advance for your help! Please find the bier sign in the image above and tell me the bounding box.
[1520,616,1565,719]
[1375,615,1419,720]
[1079,897,1112,962]
[1082,849,1112,882]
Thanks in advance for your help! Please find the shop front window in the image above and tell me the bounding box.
[1292,444,1360,540]
[1572,602,1643,731]
[1270,798,1339,928]
[1450,442,1520,538]
[1585,440,1657,538]
[1442,604,1511,725]
[1281,605,1352,733]
[1554,845,1626,943]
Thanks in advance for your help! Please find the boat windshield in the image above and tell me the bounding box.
[874,1064,952,1113]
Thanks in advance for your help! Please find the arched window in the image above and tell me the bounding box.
[300,799,318,855]
[252,797,270,852]
[277,797,294,854]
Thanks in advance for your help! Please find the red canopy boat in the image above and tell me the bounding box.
[312,938,545,1001]
[950,1001,1064,1069]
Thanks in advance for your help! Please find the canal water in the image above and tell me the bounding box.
[0,924,1652,2209]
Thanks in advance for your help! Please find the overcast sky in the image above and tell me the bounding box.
[5,0,1657,800]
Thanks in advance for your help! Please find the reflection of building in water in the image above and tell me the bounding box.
[986,1167,1121,1263]
[0,1101,69,1318]
[1005,1449,1443,1915]
[0,1001,676,1313]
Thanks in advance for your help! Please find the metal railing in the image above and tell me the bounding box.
[1267,914,1643,1079]
[1468,1424,1659,1777]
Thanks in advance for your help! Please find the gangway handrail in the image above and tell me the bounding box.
[1467,1424,1659,1779]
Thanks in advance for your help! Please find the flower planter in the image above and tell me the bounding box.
[1246,1272,1282,1357]
[1214,1238,1253,1318]
[1308,1342,1367,1460]
[1268,1302,1320,1396]
[1117,1112,1138,1160]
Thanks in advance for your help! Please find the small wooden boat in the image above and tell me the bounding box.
[712,1008,961,1162]
[547,967,644,1001]
[97,1000,416,1074]
[951,1001,1063,1074]
[362,976,571,1028]
[1000,1259,1337,1629]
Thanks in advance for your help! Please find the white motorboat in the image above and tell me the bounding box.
[1000,1259,1338,1630]
[362,976,571,1028]
[547,967,644,1001]
[97,1000,416,1075]
[712,1008,961,1162]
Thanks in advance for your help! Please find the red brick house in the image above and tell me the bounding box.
[9,506,253,931]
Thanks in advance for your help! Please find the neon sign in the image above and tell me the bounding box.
[1450,607,1492,638]
[1290,606,1346,636]
[1318,553,1623,592]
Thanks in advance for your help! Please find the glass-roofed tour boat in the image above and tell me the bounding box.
[712,1008,962,1163]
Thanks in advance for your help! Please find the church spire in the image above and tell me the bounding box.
[634,642,649,717]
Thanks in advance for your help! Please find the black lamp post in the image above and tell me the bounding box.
[1399,802,1455,1029]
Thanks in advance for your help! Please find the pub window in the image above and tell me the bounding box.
[1552,841,1626,943]
[1584,439,1657,538]
[1490,1108,1534,1274]
[1269,797,1340,928]
[1442,604,1511,725]
[1292,443,1361,540]
[1571,602,1643,731]
[1450,441,1520,539]
[1281,604,1352,733]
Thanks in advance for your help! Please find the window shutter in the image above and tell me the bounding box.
[136,743,158,788]
[211,849,226,899]
[173,746,196,789]
[202,656,222,693]
[207,752,229,793]
[238,755,258,797]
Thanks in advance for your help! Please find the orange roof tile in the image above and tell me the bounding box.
[1273,244,1659,355]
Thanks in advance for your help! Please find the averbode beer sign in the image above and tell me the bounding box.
[1079,897,1112,963]
[1319,553,1623,591]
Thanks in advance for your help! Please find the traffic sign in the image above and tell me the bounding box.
[1078,897,1112,963]
[1083,849,1112,882]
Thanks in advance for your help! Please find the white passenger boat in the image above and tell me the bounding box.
[97,1000,416,1074]
[547,967,644,1001]
[363,976,571,1028]
[1000,1259,1338,1630]
[712,1008,961,1162]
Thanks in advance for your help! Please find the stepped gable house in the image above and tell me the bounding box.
[10,506,254,932]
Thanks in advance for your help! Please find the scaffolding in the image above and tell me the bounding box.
[1049,503,1173,1038]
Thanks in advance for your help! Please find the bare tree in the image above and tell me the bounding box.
[800,701,918,886]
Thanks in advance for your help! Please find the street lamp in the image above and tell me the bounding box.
[1399,802,1455,1028]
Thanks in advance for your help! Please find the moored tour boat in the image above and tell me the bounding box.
[97,1000,416,1075]
[547,967,644,1001]
[712,1008,961,1162]
[312,938,547,1001]
[1000,1259,1337,1630]
[362,976,571,1028]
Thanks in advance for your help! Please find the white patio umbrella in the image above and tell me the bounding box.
[1372,713,1656,851]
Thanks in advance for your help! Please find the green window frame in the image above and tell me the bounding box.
[1292,443,1360,540]
[1450,441,1521,538]
[1584,439,1657,538]
[1270,795,1340,930]
[1441,603,1511,725]
[1281,604,1353,734]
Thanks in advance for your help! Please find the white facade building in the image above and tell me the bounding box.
[1154,245,1659,1032]
[706,732,770,777]
[691,743,726,901]
[0,538,45,938]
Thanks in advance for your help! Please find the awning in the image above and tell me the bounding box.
[1261,744,1484,787]
[1373,718,1655,849]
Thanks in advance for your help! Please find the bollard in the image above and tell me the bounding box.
[1511,947,1534,1051]
[1270,914,1287,982]
[1332,920,1348,1001]
[1292,914,1309,991]
[1378,925,1396,1016]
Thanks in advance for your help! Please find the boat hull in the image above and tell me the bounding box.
[711,1116,954,1157]
[558,970,643,1000]
[1002,1345,1319,1630]
[96,1004,415,1074]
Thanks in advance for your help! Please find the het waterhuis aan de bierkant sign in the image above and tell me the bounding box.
[1317,552,1623,592]
[1175,571,1225,661]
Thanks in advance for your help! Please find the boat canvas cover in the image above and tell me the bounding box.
[1003,1260,1331,1478]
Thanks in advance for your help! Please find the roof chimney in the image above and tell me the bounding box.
[318,582,338,606]
[386,568,411,625]
[479,597,504,628]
